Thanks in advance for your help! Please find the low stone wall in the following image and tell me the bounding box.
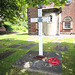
[60,32,75,35]
[28,32,38,35]
[0,26,6,31]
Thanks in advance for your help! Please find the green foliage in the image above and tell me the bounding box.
[25,0,66,8]
[22,27,27,32]
[12,25,27,32]
[2,20,28,32]
[0,0,66,27]
[0,0,28,26]
[4,25,13,32]
[2,22,13,32]
[11,18,28,32]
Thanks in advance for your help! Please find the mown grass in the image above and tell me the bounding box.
[0,32,75,75]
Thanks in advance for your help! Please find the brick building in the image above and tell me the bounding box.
[27,0,75,35]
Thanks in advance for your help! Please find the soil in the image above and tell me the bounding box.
[0,50,16,60]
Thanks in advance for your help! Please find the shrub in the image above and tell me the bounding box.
[12,25,27,32]
[3,25,13,32]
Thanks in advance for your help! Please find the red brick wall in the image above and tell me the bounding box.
[27,7,38,35]
[28,1,75,35]
[60,0,75,32]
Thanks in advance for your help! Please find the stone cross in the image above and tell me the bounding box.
[31,9,50,56]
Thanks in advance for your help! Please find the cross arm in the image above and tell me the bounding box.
[31,18,38,22]
[42,17,50,22]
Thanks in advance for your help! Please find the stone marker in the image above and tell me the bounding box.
[31,9,50,56]
[54,45,68,51]
[13,51,62,75]
[13,6,62,75]
[20,44,37,49]
[8,43,26,48]
[0,50,16,60]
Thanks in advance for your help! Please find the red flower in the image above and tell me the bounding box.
[48,58,60,65]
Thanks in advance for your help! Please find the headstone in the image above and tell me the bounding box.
[54,45,68,51]
[0,50,16,60]
[31,9,50,56]
[20,44,37,49]
[13,51,62,75]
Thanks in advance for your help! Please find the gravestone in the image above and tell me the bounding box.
[20,44,37,49]
[0,50,16,60]
[13,7,62,75]
[13,51,62,75]
[54,45,68,51]
[31,9,50,56]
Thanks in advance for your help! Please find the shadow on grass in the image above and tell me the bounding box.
[0,39,75,75]
[16,32,28,35]
[44,42,75,75]
[0,31,17,35]
[62,50,75,75]
[0,39,38,75]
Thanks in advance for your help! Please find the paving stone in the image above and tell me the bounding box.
[0,50,16,60]
[8,43,26,48]
[54,45,68,51]
[20,44,37,49]
[13,51,62,75]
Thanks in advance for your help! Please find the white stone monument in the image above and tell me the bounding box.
[31,9,50,56]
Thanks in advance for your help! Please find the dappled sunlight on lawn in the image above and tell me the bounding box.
[0,33,75,75]
[62,51,75,75]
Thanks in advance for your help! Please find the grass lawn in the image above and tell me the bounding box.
[0,32,75,75]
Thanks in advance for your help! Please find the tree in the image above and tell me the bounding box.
[0,0,28,26]
[0,0,66,26]
[26,0,66,7]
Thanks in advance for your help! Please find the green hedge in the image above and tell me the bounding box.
[12,26,27,32]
